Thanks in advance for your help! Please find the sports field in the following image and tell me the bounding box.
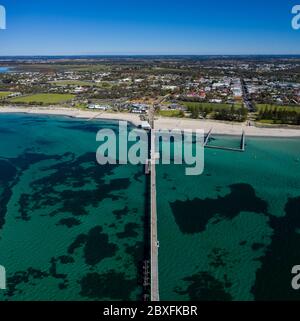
[0,92,13,99]
[10,93,75,104]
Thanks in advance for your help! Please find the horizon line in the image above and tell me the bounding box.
[1,54,300,58]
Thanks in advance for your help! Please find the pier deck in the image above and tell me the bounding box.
[149,103,160,302]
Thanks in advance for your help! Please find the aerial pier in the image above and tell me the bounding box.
[148,101,160,302]
[204,129,246,152]
[241,130,246,151]
[204,128,213,146]
[142,101,160,301]
[146,96,169,301]
[150,128,160,301]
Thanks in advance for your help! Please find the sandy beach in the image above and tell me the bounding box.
[0,106,142,126]
[1,106,300,137]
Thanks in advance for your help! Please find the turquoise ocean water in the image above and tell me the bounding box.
[157,135,300,300]
[0,113,146,301]
[0,113,300,301]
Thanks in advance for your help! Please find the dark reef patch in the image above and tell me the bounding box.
[251,243,264,251]
[9,152,62,171]
[67,227,117,266]
[0,127,15,134]
[35,138,55,146]
[79,271,136,300]
[0,159,17,182]
[125,241,144,267]
[252,196,300,300]
[18,194,31,221]
[50,257,67,280]
[208,248,229,268]
[57,217,81,228]
[58,255,75,264]
[174,272,232,301]
[0,160,18,228]
[68,234,88,255]
[84,227,117,266]
[0,153,65,228]
[117,223,140,239]
[170,183,268,234]
[113,206,129,220]
[26,152,129,219]
[5,268,49,297]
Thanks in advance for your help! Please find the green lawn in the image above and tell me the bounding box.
[0,92,13,99]
[10,93,75,104]
[256,119,277,124]
[181,101,242,110]
[159,110,184,117]
[256,104,300,113]
[51,80,93,87]
[52,80,113,88]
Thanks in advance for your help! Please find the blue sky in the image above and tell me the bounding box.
[0,0,299,55]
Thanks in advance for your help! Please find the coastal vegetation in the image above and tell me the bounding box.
[182,102,248,122]
[256,104,300,125]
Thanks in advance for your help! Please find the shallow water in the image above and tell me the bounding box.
[0,113,300,301]
[0,113,147,301]
[157,135,300,300]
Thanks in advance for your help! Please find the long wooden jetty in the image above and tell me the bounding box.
[150,128,159,301]
[146,101,160,302]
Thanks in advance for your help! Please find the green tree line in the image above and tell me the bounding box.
[257,107,300,125]
[188,104,248,122]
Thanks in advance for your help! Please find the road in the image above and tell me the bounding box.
[241,78,255,112]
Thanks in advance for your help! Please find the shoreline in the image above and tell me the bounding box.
[1,106,300,138]
[0,106,142,127]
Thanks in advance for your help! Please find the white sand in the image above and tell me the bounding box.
[155,117,300,137]
[1,106,300,137]
[0,106,142,126]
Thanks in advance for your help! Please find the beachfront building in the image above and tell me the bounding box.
[130,103,148,114]
[88,104,110,111]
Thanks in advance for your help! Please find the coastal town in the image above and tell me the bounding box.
[1,56,300,127]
